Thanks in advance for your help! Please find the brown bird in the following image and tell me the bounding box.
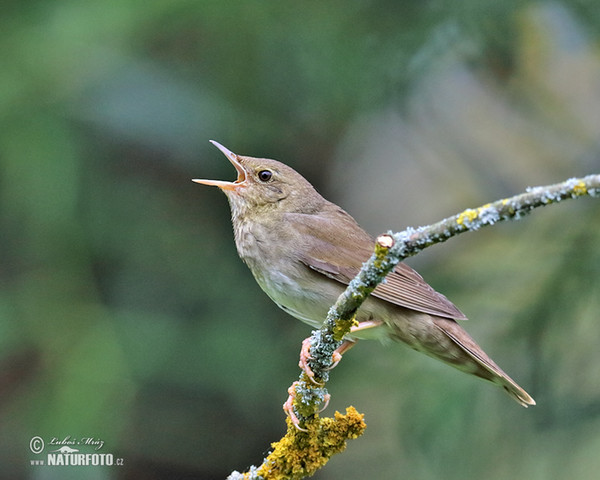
[193,141,535,407]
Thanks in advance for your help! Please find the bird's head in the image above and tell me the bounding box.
[193,141,325,220]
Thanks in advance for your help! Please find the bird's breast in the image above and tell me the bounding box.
[232,217,340,328]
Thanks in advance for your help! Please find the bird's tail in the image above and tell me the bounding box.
[431,316,536,407]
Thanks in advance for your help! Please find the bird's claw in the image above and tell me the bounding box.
[299,337,323,385]
[283,382,308,431]
[325,351,343,371]
[319,393,331,413]
[283,382,331,431]
[300,337,348,376]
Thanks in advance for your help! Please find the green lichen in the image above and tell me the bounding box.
[292,375,330,419]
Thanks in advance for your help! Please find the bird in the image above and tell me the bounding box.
[193,140,535,408]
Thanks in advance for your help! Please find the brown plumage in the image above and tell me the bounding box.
[194,141,535,407]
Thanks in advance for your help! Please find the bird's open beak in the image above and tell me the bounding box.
[192,140,247,191]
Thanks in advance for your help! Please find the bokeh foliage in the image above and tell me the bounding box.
[1,1,600,479]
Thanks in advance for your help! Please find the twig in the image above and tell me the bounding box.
[228,174,600,480]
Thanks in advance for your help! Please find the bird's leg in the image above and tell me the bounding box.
[328,320,383,369]
[351,319,383,333]
[327,340,356,370]
[300,320,383,379]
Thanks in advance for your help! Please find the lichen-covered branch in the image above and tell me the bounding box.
[229,174,600,480]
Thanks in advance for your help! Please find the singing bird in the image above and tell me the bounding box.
[193,141,535,407]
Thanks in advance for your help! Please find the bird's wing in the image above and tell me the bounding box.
[285,211,467,321]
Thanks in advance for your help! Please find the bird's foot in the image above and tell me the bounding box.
[324,321,382,370]
[298,337,323,385]
[283,381,308,431]
[324,339,358,370]
[283,381,331,431]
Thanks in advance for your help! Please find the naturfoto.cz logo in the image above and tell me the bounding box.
[29,436,124,467]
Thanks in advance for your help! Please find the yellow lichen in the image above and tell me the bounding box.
[573,181,587,196]
[333,312,358,342]
[456,208,478,225]
[255,407,366,480]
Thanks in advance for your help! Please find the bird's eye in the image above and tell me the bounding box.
[257,170,273,182]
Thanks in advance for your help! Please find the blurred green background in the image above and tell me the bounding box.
[2,1,600,479]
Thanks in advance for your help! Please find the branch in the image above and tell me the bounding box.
[228,174,600,480]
